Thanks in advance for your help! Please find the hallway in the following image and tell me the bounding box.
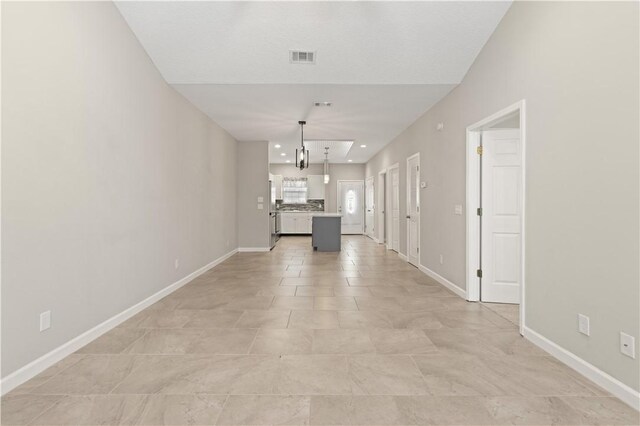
[3,236,636,425]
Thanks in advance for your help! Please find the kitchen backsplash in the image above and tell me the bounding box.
[277,199,324,212]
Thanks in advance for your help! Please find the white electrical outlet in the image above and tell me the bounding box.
[40,311,51,332]
[174,259,179,270]
[620,332,636,359]
[257,204,264,210]
[439,254,444,265]
[578,314,590,336]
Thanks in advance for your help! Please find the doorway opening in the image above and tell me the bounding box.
[337,180,364,234]
[406,153,420,267]
[386,163,400,252]
[466,100,526,333]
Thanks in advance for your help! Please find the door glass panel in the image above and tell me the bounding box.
[346,190,356,214]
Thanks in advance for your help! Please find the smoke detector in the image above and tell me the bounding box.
[290,50,316,64]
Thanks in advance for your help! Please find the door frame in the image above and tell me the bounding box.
[406,153,420,266]
[466,99,526,334]
[377,170,386,244]
[386,163,400,251]
[365,176,375,239]
[337,179,365,234]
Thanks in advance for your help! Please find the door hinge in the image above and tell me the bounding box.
[476,269,483,278]
[476,146,483,155]
[417,247,419,253]
[417,206,419,212]
[416,165,419,171]
[477,208,482,216]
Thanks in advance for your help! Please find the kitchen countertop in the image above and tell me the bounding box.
[278,210,324,213]
[277,211,342,217]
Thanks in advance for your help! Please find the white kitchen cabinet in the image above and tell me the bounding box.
[307,175,325,200]
[295,214,311,233]
[280,213,312,234]
[273,175,283,200]
[281,214,297,233]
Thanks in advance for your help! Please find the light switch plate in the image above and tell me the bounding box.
[257,204,264,210]
[257,196,264,202]
[620,332,636,359]
[454,205,463,215]
[420,182,427,189]
[578,314,590,336]
[40,311,51,332]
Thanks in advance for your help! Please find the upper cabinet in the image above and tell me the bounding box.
[307,175,325,200]
[273,175,283,200]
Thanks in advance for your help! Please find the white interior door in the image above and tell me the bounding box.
[378,172,386,243]
[338,181,364,234]
[406,155,420,266]
[481,129,522,303]
[389,167,400,251]
[365,177,375,238]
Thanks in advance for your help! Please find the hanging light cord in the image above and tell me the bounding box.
[296,120,308,170]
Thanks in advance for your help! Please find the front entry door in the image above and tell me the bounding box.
[407,154,420,266]
[338,180,364,234]
[481,129,522,303]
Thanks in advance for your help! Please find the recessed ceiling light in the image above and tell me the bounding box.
[274,144,281,149]
[348,159,353,162]
[280,153,286,156]
[285,160,291,163]
[314,102,332,107]
[360,144,367,148]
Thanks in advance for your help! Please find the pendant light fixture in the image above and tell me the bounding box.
[295,120,309,170]
[323,147,330,184]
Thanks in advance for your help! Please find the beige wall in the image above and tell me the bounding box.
[2,2,238,377]
[366,1,639,391]
[238,142,270,249]
[269,163,365,213]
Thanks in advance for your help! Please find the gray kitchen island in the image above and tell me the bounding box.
[311,213,342,252]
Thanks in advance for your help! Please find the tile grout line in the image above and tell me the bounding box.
[213,394,231,425]
[24,396,65,426]
[246,328,262,355]
[285,310,293,328]
[16,354,87,396]
[117,329,151,355]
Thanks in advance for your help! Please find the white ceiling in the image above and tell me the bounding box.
[293,140,354,166]
[115,1,511,163]
[173,84,455,163]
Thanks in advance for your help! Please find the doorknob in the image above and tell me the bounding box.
[406,215,411,219]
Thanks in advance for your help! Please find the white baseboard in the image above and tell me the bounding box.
[398,252,408,262]
[522,326,640,411]
[237,247,271,252]
[0,248,238,396]
[372,237,380,244]
[418,264,466,299]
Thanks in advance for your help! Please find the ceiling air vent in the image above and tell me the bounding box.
[290,50,316,64]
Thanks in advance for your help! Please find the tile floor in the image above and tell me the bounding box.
[2,236,638,425]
